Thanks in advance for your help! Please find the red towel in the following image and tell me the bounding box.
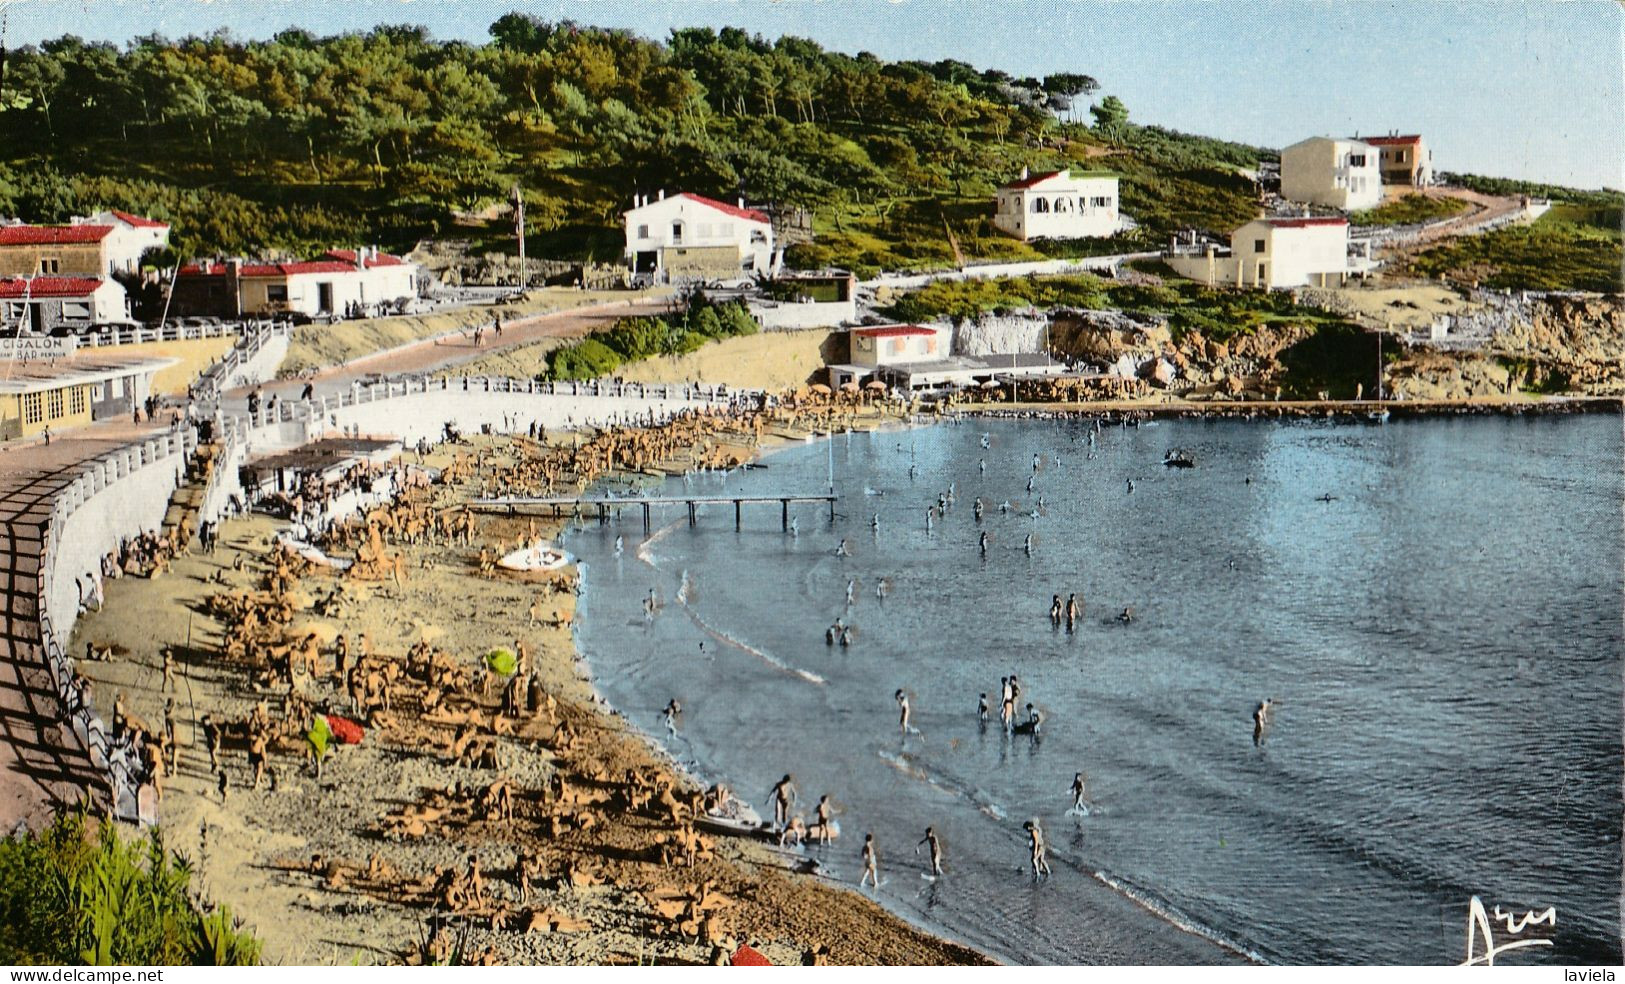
[325,714,365,745]
[730,944,772,966]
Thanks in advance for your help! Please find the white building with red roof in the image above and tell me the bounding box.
[0,211,171,278]
[0,276,130,332]
[171,247,420,319]
[622,190,779,283]
[1165,216,1376,289]
[993,167,1123,241]
[1360,134,1433,187]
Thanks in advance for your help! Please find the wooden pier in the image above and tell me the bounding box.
[471,493,838,532]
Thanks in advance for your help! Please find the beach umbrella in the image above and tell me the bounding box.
[810,383,833,395]
[865,381,888,391]
[981,379,1002,389]
[839,382,859,393]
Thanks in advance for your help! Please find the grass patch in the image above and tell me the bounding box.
[1405,216,1623,294]
[538,294,759,381]
[1351,195,1467,227]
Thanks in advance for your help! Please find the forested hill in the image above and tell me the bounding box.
[0,15,1273,271]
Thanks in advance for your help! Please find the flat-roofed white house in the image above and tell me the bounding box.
[1165,217,1376,290]
[1280,137,1382,211]
[89,211,173,273]
[623,191,780,283]
[993,168,1122,241]
[1361,134,1433,187]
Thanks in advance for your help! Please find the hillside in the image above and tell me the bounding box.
[0,17,1268,271]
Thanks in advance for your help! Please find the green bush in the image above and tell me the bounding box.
[0,807,261,966]
[1351,195,1467,227]
[548,338,625,380]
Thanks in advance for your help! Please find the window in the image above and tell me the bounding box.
[1348,154,1366,167]
[1031,198,1050,214]
[637,224,649,239]
[3,302,24,321]
[69,387,86,415]
[671,222,684,243]
[889,338,904,355]
[925,336,938,355]
[62,301,91,320]
[1053,197,1073,213]
[267,285,289,304]
[1254,239,1267,252]
[1397,150,1408,163]
[21,393,42,425]
[46,388,64,420]
[1091,196,1112,208]
[38,257,60,274]
[1256,262,1268,282]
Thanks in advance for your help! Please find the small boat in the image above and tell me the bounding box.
[497,540,570,572]
[694,799,768,838]
[1163,449,1195,468]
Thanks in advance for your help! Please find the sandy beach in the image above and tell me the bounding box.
[69,404,986,966]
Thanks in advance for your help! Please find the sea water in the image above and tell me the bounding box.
[566,414,1623,965]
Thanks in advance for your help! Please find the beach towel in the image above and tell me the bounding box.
[730,944,772,966]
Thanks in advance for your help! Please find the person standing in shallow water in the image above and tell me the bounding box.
[767,774,797,831]
[917,826,944,876]
[1025,819,1053,880]
[895,689,912,733]
[860,833,879,888]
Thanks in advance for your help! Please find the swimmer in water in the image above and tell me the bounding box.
[836,539,851,557]
[614,535,624,555]
[979,531,989,556]
[974,498,985,523]
[1126,479,1135,494]
[1070,772,1087,813]
[917,826,944,877]
[979,458,987,475]
[1253,698,1274,745]
[925,508,934,532]
[1065,593,1080,630]
[978,693,990,722]
[1000,500,1012,514]
[1050,594,1062,626]
[815,794,836,845]
[871,513,880,532]
[1033,453,1041,473]
[767,774,798,831]
[840,625,853,647]
[860,833,879,888]
[846,578,857,605]
[1026,475,1035,494]
[1118,606,1136,624]
[1000,678,1014,731]
[790,517,800,538]
[895,689,912,733]
[1024,534,1034,556]
[661,698,681,738]
[981,434,991,450]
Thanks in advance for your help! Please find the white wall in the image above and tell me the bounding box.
[751,298,856,330]
[1281,138,1381,211]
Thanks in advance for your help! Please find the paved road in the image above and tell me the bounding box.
[0,294,670,829]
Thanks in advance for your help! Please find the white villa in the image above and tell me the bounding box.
[623,191,780,282]
[1165,216,1376,290]
[172,248,419,319]
[1280,137,1382,211]
[992,168,1122,241]
[88,211,173,274]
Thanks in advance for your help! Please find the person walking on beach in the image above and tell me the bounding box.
[1025,820,1053,880]
[895,689,912,734]
[917,826,944,877]
[860,833,879,888]
[767,774,798,831]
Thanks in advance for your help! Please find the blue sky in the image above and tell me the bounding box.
[4,0,1622,190]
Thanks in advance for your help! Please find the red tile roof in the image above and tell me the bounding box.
[323,249,407,268]
[1265,217,1349,229]
[1362,135,1423,146]
[674,193,771,225]
[0,276,108,298]
[180,259,392,278]
[1003,169,1065,190]
[0,225,114,246]
[855,324,937,338]
[108,210,170,229]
